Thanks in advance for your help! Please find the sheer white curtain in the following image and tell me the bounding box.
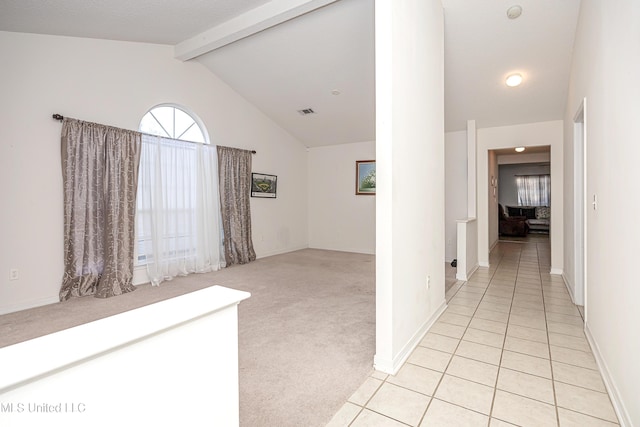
[136,134,223,286]
[517,175,551,206]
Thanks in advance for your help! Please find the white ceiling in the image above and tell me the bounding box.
[197,0,375,147]
[0,0,272,45]
[443,0,580,132]
[0,0,581,145]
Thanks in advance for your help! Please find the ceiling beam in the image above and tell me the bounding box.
[174,0,339,61]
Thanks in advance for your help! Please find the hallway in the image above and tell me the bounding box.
[328,240,619,426]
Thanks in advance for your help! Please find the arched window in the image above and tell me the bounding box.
[136,104,222,283]
[139,104,208,143]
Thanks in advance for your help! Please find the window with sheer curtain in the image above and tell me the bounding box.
[516,174,551,206]
[136,105,223,286]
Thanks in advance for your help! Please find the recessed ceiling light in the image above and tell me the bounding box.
[507,5,523,19]
[515,147,525,152]
[331,89,341,96]
[506,73,523,87]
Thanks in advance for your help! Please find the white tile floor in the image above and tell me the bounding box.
[327,241,619,427]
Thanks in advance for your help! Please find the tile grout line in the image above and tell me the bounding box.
[339,240,616,427]
[345,256,493,426]
[416,247,505,426]
[536,242,619,424]
[346,376,389,427]
[487,242,522,424]
[537,240,563,427]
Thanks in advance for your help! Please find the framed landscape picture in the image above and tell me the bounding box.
[251,173,277,198]
[356,160,376,195]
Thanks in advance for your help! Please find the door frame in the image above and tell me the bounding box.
[573,98,587,316]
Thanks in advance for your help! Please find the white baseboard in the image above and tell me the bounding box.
[374,299,447,375]
[257,245,310,259]
[479,261,490,268]
[549,268,563,275]
[561,273,576,304]
[0,296,59,316]
[373,354,395,374]
[467,263,479,280]
[584,323,632,427]
[456,263,478,282]
[306,245,375,256]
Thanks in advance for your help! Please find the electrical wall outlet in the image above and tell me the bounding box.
[9,269,19,280]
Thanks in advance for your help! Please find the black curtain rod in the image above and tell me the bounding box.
[52,113,256,154]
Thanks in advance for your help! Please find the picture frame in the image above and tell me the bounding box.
[356,160,376,195]
[251,173,277,198]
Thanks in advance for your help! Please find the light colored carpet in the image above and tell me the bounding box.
[229,249,375,426]
[0,248,375,427]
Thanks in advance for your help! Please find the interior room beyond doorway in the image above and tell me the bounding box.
[494,146,551,244]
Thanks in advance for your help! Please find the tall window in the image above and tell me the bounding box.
[136,105,222,286]
[516,175,551,206]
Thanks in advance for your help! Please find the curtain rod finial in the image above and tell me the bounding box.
[52,114,64,121]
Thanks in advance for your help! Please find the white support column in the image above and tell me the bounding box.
[374,0,446,374]
[467,119,477,219]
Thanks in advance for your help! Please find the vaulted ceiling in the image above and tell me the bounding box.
[0,0,581,146]
[196,0,375,147]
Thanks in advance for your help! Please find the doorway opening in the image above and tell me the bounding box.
[493,147,552,245]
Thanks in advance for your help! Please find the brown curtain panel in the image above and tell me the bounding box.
[217,146,256,266]
[60,118,141,300]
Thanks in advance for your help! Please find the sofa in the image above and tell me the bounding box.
[499,204,529,236]
[503,205,550,234]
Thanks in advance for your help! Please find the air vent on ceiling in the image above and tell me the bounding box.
[297,108,316,116]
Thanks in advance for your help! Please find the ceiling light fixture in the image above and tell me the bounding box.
[515,147,525,152]
[507,5,523,19]
[506,73,523,87]
[331,89,341,96]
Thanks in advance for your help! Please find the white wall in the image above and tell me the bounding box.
[477,121,563,272]
[563,1,640,424]
[498,152,550,165]
[375,0,445,374]
[0,31,308,314]
[307,141,375,254]
[445,130,467,262]
[467,120,477,218]
[456,219,478,281]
